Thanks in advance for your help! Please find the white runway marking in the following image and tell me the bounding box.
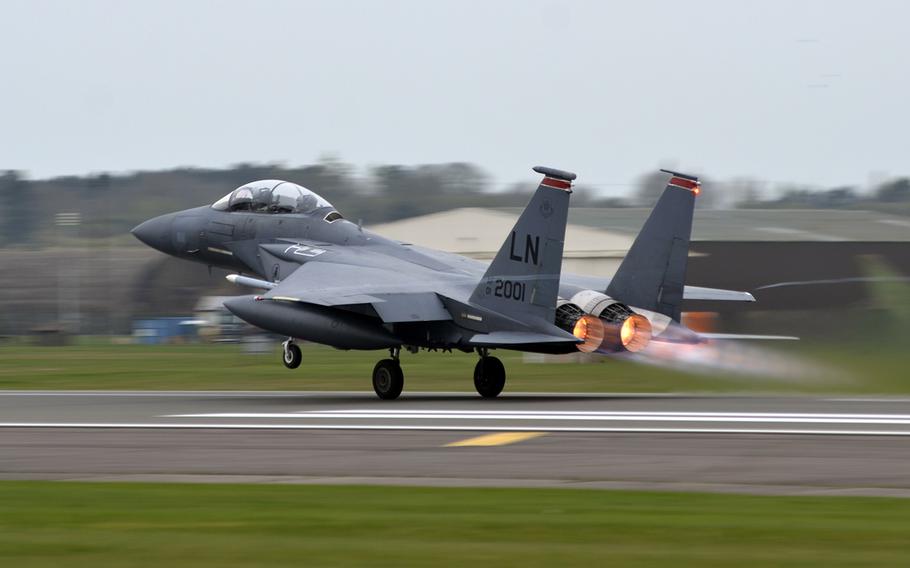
[5,392,910,437]
[169,410,910,426]
[0,391,695,398]
[3,422,910,436]
[826,398,910,403]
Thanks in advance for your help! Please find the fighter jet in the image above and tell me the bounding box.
[132,167,776,399]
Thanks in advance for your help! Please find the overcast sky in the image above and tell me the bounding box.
[1,0,907,194]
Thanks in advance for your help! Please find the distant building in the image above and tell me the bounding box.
[560,208,910,243]
[132,317,198,345]
[194,296,246,342]
[369,208,635,277]
[370,208,910,329]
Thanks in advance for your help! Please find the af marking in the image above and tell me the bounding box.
[284,244,327,258]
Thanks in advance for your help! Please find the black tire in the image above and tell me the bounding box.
[372,359,404,400]
[282,343,302,369]
[474,356,505,399]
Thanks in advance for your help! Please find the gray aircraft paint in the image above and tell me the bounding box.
[132,168,754,353]
[468,170,574,325]
[606,170,697,322]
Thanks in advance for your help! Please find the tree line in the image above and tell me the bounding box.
[1,160,908,247]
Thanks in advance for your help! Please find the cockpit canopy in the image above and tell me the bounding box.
[212,180,341,219]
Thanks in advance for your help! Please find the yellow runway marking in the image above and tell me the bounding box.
[445,432,547,447]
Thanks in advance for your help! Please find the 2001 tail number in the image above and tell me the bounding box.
[492,279,526,301]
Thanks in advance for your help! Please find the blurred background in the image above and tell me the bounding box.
[0,0,908,391]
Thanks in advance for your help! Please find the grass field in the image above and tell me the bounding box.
[1,481,908,567]
[0,340,907,393]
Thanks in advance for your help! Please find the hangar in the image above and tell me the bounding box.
[372,207,910,249]
[369,208,635,277]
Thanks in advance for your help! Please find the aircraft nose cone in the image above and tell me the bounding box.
[131,214,173,251]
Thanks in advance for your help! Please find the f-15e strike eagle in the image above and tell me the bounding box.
[133,167,780,400]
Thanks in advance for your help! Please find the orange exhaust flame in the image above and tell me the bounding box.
[573,315,605,353]
[620,314,652,353]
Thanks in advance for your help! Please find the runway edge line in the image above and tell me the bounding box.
[4,422,910,437]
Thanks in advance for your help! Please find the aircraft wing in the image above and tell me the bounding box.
[260,261,454,323]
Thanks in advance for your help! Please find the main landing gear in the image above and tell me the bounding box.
[281,339,302,369]
[474,348,506,399]
[282,342,505,401]
[373,347,506,400]
[368,347,505,400]
[372,347,404,400]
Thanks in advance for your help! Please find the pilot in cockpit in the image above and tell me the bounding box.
[211,180,343,222]
[251,187,272,213]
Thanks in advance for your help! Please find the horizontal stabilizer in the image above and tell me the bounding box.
[683,286,755,302]
[468,330,580,346]
[698,333,799,341]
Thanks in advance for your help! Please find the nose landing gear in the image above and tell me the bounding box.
[281,339,302,369]
[474,348,505,399]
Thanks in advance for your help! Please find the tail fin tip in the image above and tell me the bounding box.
[659,169,701,194]
[533,166,577,181]
[658,168,699,181]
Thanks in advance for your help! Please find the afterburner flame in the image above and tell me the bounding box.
[573,314,605,353]
[620,314,652,352]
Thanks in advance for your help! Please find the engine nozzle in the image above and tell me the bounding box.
[556,302,652,354]
[572,314,606,353]
[619,313,652,353]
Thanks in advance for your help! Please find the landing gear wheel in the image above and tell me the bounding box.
[372,359,404,400]
[282,342,302,369]
[474,356,505,399]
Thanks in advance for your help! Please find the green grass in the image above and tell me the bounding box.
[0,341,907,393]
[0,342,700,391]
[1,481,908,567]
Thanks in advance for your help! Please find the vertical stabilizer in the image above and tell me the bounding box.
[469,166,576,323]
[606,170,700,322]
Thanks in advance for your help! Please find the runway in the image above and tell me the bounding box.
[3,390,910,496]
